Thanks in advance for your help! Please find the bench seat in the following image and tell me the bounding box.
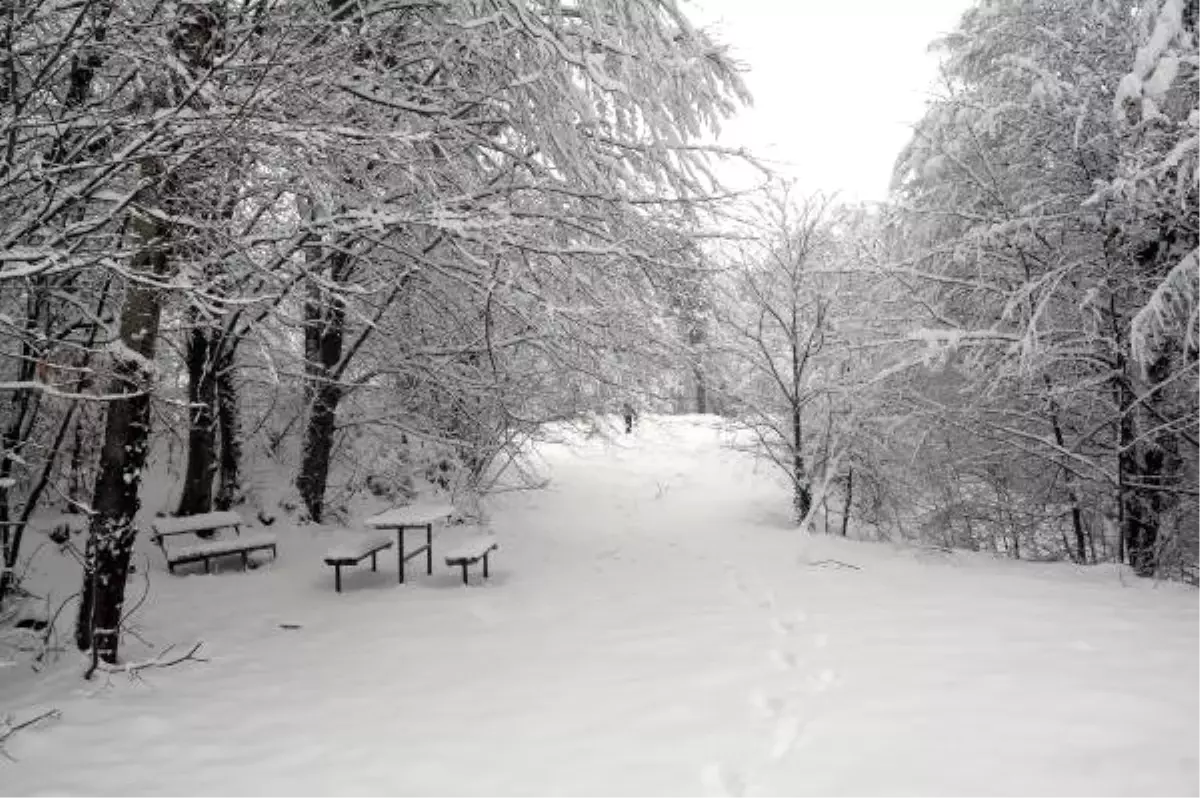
[166,532,277,573]
[324,533,394,592]
[444,536,498,585]
[325,533,393,564]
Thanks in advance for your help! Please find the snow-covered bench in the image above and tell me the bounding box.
[444,536,499,585]
[323,533,393,593]
[150,511,276,574]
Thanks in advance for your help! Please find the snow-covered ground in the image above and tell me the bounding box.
[2,416,1197,795]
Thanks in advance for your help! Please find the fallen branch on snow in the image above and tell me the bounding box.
[0,708,62,759]
[807,559,861,571]
[85,641,207,681]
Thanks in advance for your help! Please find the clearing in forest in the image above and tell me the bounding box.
[1,416,1196,796]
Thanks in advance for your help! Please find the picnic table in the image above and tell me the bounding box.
[364,503,455,583]
[150,511,277,574]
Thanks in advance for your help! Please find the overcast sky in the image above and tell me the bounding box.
[688,0,974,201]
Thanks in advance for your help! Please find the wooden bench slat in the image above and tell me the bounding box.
[170,532,277,562]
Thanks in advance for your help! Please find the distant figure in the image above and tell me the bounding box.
[621,401,636,434]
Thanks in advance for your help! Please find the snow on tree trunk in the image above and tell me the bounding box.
[75,191,170,661]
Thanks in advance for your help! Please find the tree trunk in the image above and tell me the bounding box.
[840,467,853,537]
[214,342,243,511]
[1121,355,1176,578]
[76,194,170,662]
[296,251,347,523]
[692,362,707,414]
[792,406,810,523]
[176,322,218,516]
[298,383,342,522]
[1044,386,1088,564]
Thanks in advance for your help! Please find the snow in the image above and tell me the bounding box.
[363,503,455,528]
[324,533,393,562]
[149,511,244,537]
[1,416,1196,795]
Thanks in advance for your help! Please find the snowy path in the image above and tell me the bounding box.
[2,417,1197,796]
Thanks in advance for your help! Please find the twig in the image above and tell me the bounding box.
[0,708,62,759]
[807,559,861,571]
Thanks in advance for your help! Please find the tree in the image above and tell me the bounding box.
[888,0,1198,572]
[716,186,839,524]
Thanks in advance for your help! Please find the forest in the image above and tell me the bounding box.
[0,0,1195,674]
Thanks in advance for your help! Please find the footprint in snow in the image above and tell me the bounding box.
[769,615,805,636]
[701,763,747,797]
[806,668,838,693]
[769,714,806,760]
[749,690,785,719]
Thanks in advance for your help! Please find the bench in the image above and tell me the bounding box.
[444,536,499,585]
[323,533,394,593]
[150,511,277,574]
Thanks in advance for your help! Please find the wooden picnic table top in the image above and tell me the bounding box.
[364,503,455,529]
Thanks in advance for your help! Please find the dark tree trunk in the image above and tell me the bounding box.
[1121,353,1177,578]
[0,287,42,603]
[214,343,243,511]
[298,384,342,523]
[297,251,347,523]
[792,406,810,523]
[840,467,853,537]
[1044,383,1088,564]
[177,322,218,516]
[76,204,169,662]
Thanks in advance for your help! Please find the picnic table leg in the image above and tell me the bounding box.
[425,523,433,575]
[371,551,378,571]
[335,565,342,593]
[483,551,490,579]
[397,529,405,584]
[204,557,211,575]
[460,561,469,585]
[241,551,249,570]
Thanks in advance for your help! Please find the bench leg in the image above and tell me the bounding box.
[483,551,490,579]
[241,551,249,570]
[425,524,433,575]
[371,551,378,571]
[335,565,342,593]
[398,531,405,584]
[204,557,211,575]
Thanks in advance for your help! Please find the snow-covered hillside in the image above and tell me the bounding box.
[1,416,1196,795]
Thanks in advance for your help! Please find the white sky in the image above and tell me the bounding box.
[687,0,974,201]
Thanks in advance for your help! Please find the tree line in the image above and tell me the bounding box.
[0,0,751,664]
